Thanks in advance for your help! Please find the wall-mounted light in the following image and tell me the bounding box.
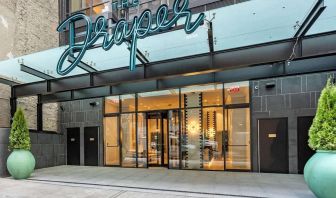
[265,82,276,89]
[89,101,99,107]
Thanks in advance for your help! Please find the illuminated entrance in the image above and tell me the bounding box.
[104,82,250,171]
[146,111,169,167]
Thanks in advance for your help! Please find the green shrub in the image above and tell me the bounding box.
[309,78,336,150]
[8,107,31,151]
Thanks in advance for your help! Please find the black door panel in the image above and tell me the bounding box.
[84,127,99,166]
[258,118,288,173]
[67,128,80,165]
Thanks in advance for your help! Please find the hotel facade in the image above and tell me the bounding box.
[0,0,336,176]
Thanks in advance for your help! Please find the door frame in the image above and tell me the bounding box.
[257,117,288,173]
[146,111,170,168]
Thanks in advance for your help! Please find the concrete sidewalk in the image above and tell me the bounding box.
[1,166,316,198]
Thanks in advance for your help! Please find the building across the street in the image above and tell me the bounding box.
[0,0,335,177]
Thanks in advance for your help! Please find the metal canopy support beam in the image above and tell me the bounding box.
[20,64,55,80]
[39,54,336,103]
[207,21,214,53]
[13,31,336,98]
[125,40,149,65]
[0,77,19,86]
[294,0,326,38]
[68,56,98,73]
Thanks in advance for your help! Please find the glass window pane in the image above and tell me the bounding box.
[42,103,60,132]
[105,96,119,114]
[104,117,120,166]
[138,89,179,111]
[93,0,107,5]
[182,107,202,169]
[121,113,136,167]
[169,110,180,169]
[202,107,224,171]
[92,3,111,15]
[147,113,162,166]
[121,94,136,112]
[181,84,223,108]
[137,113,147,167]
[225,108,251,170]
[17,96,38,130]
[71,0,91,12]
[225,81,249,105]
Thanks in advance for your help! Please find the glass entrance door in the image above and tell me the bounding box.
[147,112,168,167]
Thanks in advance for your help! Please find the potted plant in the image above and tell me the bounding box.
[6,107,35,179]
[304,79,336,198]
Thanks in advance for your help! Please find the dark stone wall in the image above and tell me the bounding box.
[250,71,336,173]
[60,98,104,166]
[30,132,65,169]
[0,128,65,177]
[0,128,10,177]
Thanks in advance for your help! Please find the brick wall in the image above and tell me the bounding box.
[0,0,59,60]
[250,71,336,173]
[0,83,11,128]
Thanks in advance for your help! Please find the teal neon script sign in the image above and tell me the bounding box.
[56,0,205,75]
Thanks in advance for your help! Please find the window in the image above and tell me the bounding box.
[181,84,223,108]
[224,81,249,105]
[71,0,91,12]
[138,89,179,111]
[104,117,120,166]
[121,113,136,167]
[121,94,136,112]
[105,96,120,114]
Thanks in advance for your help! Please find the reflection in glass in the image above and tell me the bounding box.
[137,113,147,167]
[182,92,202,169]
[225,108,251,170]
[225,81,249,105]
[92,3,111,15]
[147,113,163,166]
[121,94,136,112]
[105,96,119,114]
[169,110,180,169]
[121,113,136,167]
[104,117,120,166]
[71,0,90,12]
[138,89,179,111]
[202,107,224,171]
[181,84,223,108]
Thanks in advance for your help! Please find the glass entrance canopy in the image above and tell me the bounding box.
[0,0,335,84]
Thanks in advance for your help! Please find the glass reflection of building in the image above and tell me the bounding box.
[104,82,251,171]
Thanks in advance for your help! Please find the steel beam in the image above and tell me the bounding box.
[0,77,19,86]
[294,0,326,38]
[39,54,336,103]
[20,64,55,80]
[13,31,336,99]
[68,56,98,73]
